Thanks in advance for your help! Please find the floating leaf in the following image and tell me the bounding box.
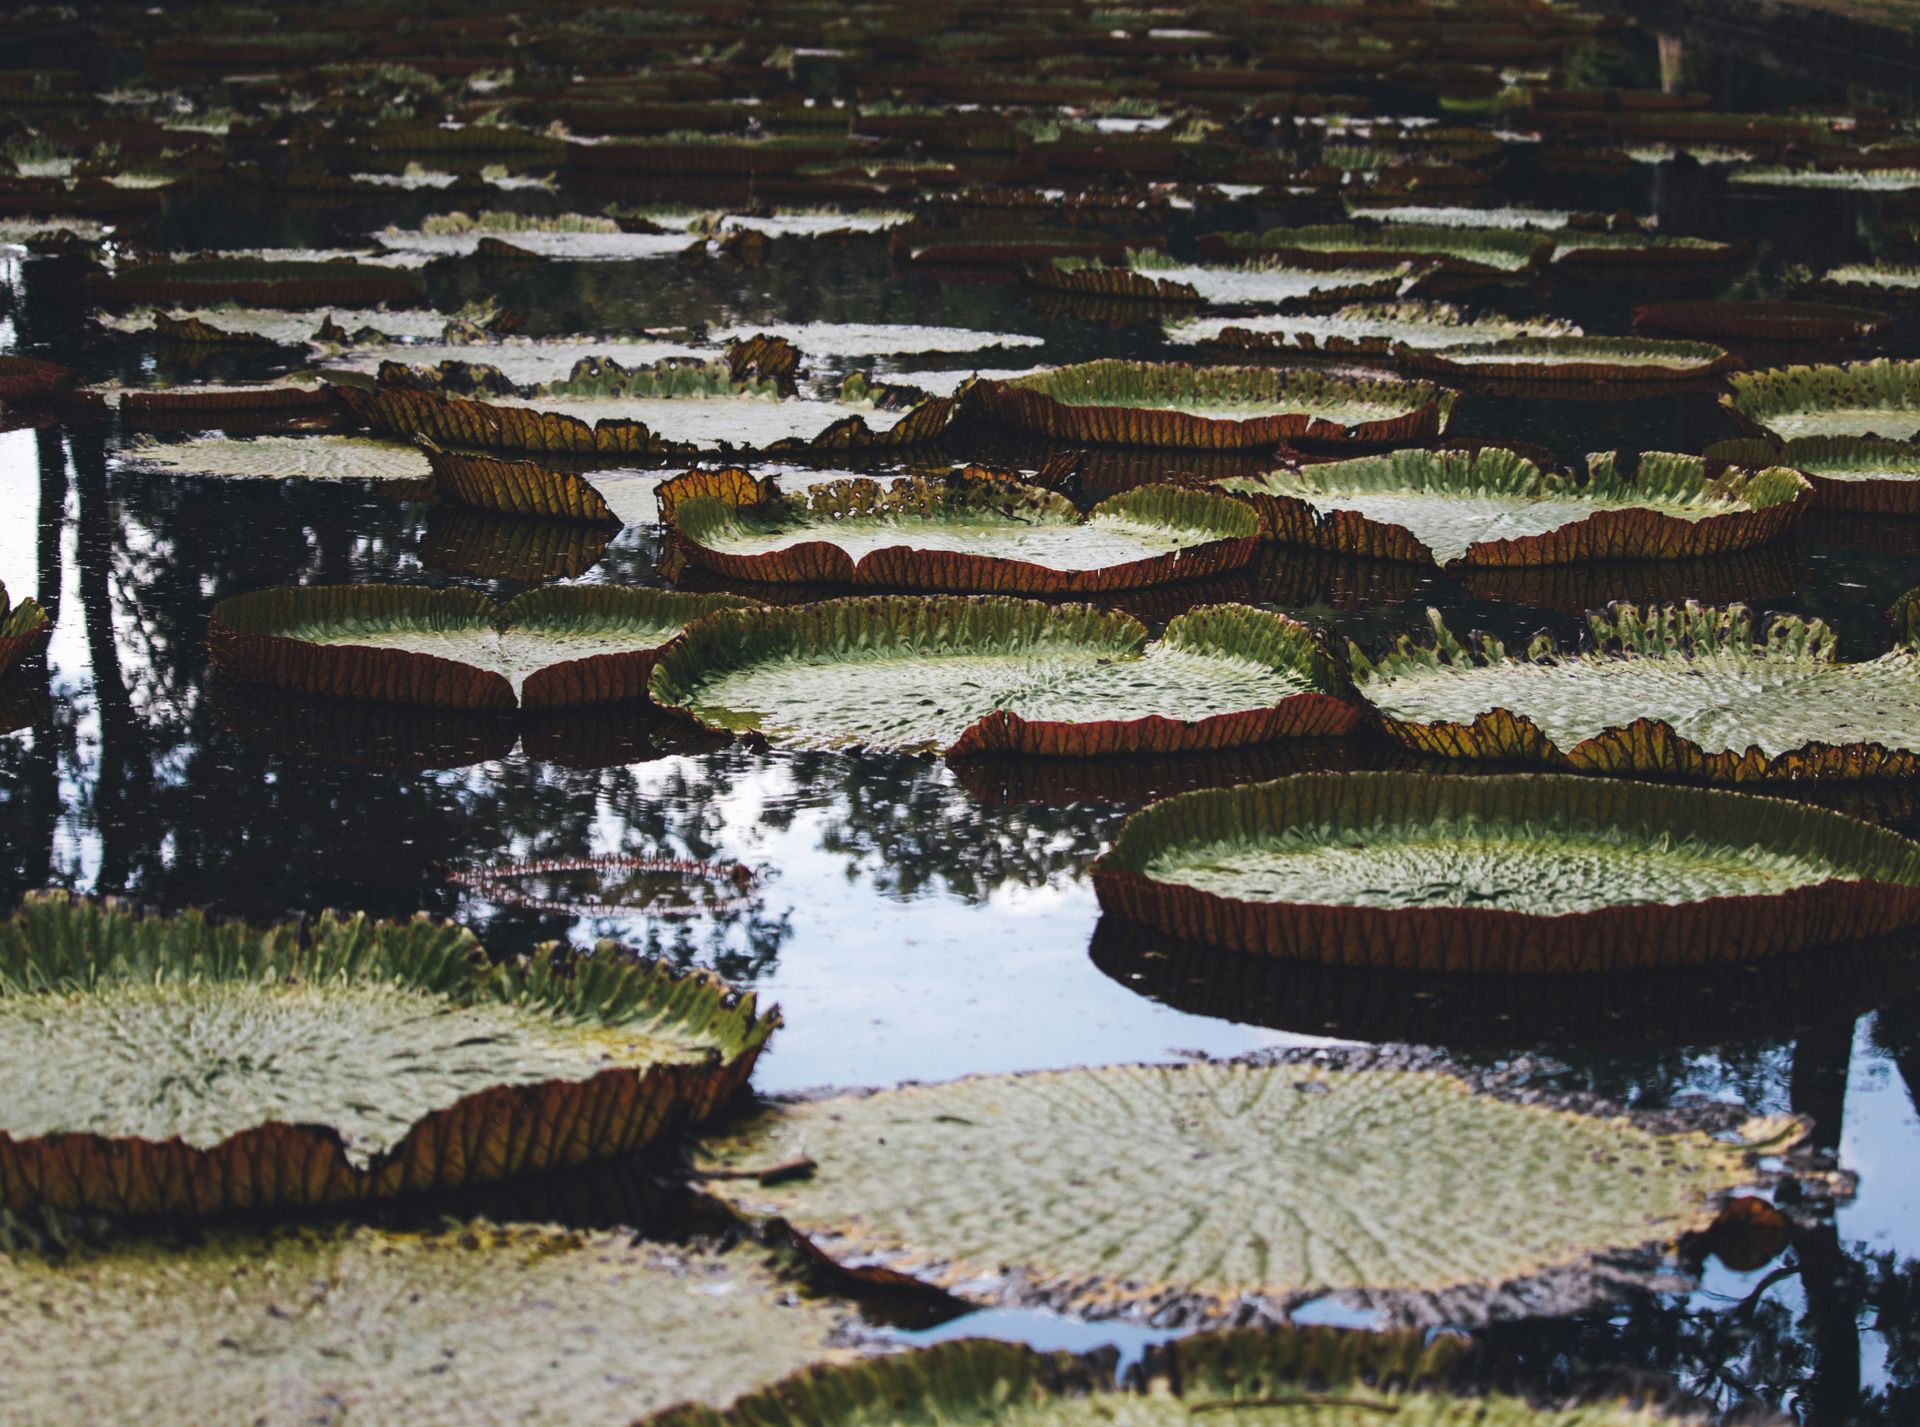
[1353,603,1920,781]
[1217,449,1807,566]
[665,471,1259,593]
[118,433,431,482]
[1200,222,1552,274]
[1633,299,1890,344]
[1723,359,1920,440]
[0,581,50,676]
[965,360,1456,449]
[1709,434,1920,514]
[0,1225,857,1422]
[649,1328,1752,1427]
[697,1053,1806,1325]
[1397,336,1740,385]
[1167,299,1580,356]
[649,596,1356,756]
[0,891,776,1216]
[1094,772,1920,972]
[210,584,759,710]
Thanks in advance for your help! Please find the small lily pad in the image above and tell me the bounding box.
[1217,449,1806,566]
[1353,602,1920,781]
[0,581,50,676]
[966,360,1456,449]
[0,891,776,1216]
[1094,772,1920,971]
[696,1053,1806,1325]
[664,470,1260,593]
[649,596,1356,756]
[210,584,759,710]
[0,1224,857,1423]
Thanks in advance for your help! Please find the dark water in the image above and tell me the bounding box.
[5,21,1920,1425]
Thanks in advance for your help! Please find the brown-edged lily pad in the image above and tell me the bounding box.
[695,1050,1806,1326]
[209,584,759,710]
[649,596,1356,757]
[1093,772,1920,972]
[0,890,776,1216]
[0,581,51,676]
[1634,300,1891,344]
[1709,434,1920,514]
[646,1329,1782,1427]
[0,1225,858,1423]
[1353,601,1920,781]
[1167,299,1580,357]
[1216,449,1808,566]
[964,360,1456,449]
[1397,336,1740,385]
[662,469,1259,594]
[1723,359,1920,440]
[1199,222,1551,276]
[119,433,432,482]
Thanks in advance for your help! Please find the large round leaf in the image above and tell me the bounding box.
[647,1328,1773,1427]
[120,433,432,482]
[0,891,776,1216]
[1352,603,1920,781]
[1708,434,1920,514]
[0,1224,857,1426]
[1397,336,1739,385]
[648,596,1356,756]
[965,360,1457,449]
[209,584,759,710]
[1217,449,1806,567]
[1723,359,1920,441]
[665,470,1259,593]
[696,1054,1805,1325]
[1092,772,1920,972]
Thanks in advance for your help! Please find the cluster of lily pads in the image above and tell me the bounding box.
[9,0,1920,1420]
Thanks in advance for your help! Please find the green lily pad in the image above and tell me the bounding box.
[1216,449,1806,566]
[119,434,432,482]
[0,581,50,676]
[210,584,759,710]
[1811,262,1920,298]
[94,305,456,345]
[1546,231,1742,274]
[649,596,1356,757]
[1165,300,1580,355]
[1731,165,1920,190]
[1352,602,1920,781]
[965,360,1456,449]
[1398,336,1739,384]
[1708,434,1920,514]
[326,338,711,385]
[0,1225,858,1424]
[0,890,776,1216]
[665,470,1259,593]
[696,1053,1804,1324]
[375,211,693,260]
[648,1329,1752,1427]
[1724,359,1920,441]
[1199,222,1552,274]
[1093,772,1920,972]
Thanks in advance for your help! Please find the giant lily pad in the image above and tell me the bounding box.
[648,1329,1771,1427]
[1199,222,1551,275]
[91,258,426,308]
[0,891,776,1215]
[0,1225,859,1423]
[1166,300,1580,357]
[94,305,458,346]
[965,360,1456,449]
[649,597,1356,757]
[1723,359,1920,440]
[1353,602,1920,781]
[325,337,711,385]
[210,584,759,710]
[1398,336,1740,385]
[1093,772,1920,972]
[695,1053,1805,1325]
[0,581,50,675]
[1709,434,1920,514]
[1633,300,1890,344]
[338,382,957,458]
[1216,449,1808,566]
[374,211,693,261]
[1547,231,1743,276]
[663,470,1260,594]
[119,433,431,482]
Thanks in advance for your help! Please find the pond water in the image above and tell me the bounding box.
[4,9,1920,1424]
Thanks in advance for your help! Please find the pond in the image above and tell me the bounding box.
[2,2,1920,1423]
